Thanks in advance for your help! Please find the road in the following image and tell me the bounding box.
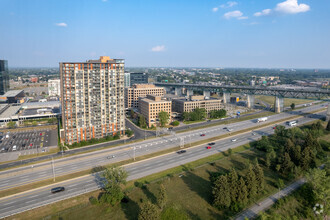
[235,178,306,220]
[0,108,326,218]
[0,104,325,192]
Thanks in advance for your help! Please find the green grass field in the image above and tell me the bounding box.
[14,147,288,220]
[255,95,312,108]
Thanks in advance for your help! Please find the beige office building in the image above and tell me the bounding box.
[125,84,165,109]
[172,95,222,113]
[139,95,171,127]
[60,56,125,145]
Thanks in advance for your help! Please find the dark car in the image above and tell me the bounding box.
[200,134,206,136]
[51,187,65,193]
[177,150,187,154]
[22,144,26,147]
[58,150,66,154]
[223,127,227,129]
[209,142,215,145]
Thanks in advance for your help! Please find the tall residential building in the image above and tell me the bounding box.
[130,72,148,85]
[60,56,125,145]
[0,60,10,95]
[139,95,172,127]
[124,72,130,87]
[125,84,165,109]
[172,95,222,113]
[48,79,61,96]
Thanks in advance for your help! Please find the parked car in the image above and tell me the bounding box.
[51,187,65,193]
[12,145,17,151]
[177,150,187,154]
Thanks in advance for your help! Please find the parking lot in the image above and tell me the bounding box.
[0,129,57,154]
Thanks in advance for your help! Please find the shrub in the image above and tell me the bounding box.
[171,121,180,126]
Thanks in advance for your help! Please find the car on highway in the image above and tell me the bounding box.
[51,187,65,193]
[208,142,215,145]
[207,120,211,122]
[177,150,187,154]
[107,155,115,159]
[57,150,66,154]
[252,133,256,136]
[227,128,233,132]
[273,126,277,129]
[206,146,212,149]
[200,134,206,136]
[231,139,237,142]
[223,127,227,129]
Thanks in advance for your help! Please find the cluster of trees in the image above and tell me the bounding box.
[138,184,168,220]
[90,167,128,206]
[125,129,134,137]
[137,114,147,128]
[158,111,170,127]
[182,108,207,121]
[212,164,264,211]
[255,121,328,178]
[69,133,120,148]
[209,109,227,119]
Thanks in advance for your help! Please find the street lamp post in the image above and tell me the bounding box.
[52,157,55,182]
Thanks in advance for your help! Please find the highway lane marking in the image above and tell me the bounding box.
[0,109,325,198]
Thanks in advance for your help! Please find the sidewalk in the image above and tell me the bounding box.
[235,178,306,220]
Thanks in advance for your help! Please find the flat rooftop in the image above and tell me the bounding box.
[1,90,24,98]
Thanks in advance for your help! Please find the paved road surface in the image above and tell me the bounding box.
[0,109,324,218]
[0,105,324,192]
[235,179,306,220]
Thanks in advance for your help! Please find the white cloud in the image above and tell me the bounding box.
[220,1,238,8]
[237,16,249,20]
[212,7,219,12]
[151,45,166,52]
[55,23,67,27]
[224,10,247,20]
[275,0,310,14]
[254,9,272,17]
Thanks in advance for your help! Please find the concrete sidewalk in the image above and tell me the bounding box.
[235,178,306,220]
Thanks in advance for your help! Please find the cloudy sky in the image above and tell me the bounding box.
[0,0,329,68]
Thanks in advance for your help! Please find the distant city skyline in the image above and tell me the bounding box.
[1,0,330,69]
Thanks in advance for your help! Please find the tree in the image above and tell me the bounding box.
[306,168,330,214]
[237,177,248,205]
[253,164,265,193]
[182,112,190,121]
[228,169,239,203]
[327,120,330,131]
[158,111,169,127]
[138,115,147,128]
[228,148,233,157]
[157,184,167,210]
[7,121,16,129]
[171,121,180,126]
[100,167,128,206]
[246,164,257,198]
[280,153,295,174]
[138,201,159,220]
[130,109,135,118]
[213,175,231,208]
[290,103,295,110]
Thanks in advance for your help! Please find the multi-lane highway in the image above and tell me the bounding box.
[0,106,326,218]
[0,104,325,192]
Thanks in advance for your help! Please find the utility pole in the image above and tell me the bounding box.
[52,157,55,182]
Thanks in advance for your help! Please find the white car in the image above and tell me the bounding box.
[227,128,233,132]
[231,139,237,142]
[12,145,17,151]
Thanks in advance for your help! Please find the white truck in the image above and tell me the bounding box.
[257,117,268,123]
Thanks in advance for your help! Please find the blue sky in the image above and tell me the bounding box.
[0,0,329,68]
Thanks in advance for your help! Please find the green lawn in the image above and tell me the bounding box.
[255,95,312,107]
[20,148,287,220]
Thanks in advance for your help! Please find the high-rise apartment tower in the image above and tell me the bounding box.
[0,60,10,95]
[60,56,125,145]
